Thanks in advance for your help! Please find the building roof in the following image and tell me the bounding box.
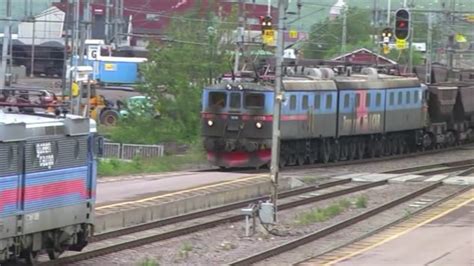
[331,48,398,65]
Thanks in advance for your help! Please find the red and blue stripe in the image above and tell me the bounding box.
[0,166,92,217]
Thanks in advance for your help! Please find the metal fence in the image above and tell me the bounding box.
[103,142,165,160]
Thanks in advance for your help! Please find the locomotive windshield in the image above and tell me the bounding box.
[209,92,227,108]
[244,93,265,109]
[230,92,241,109]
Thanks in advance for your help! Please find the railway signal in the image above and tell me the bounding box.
[381,28,393,54]
[394,8,410,40]
[259,15,273,34]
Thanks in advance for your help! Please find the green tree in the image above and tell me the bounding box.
[304,7,372,59]
[109,5,235,144]
[303,7,444,65]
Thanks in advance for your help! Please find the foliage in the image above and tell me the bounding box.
[106,3,237,145]
[133,5,235,144]
[355,195,368,208]
[304,7,372,59]
[296,198,353,225]
[179,242,194,258]
[303,6,444,65]
[139,257,159,266]
[97,144,206,177]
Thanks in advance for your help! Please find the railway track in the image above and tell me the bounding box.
[229,182,470,266]
[296,186,474,265]
[39,180,388,265]
[204,143,474,175]
[88,158,474,243]
[37,159,473,265]
[383,158,474,176]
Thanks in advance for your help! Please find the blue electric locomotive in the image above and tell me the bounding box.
[202,67,473,168]
[0,110,101,264]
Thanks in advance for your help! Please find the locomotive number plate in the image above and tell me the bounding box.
[230,116,239,120]
[36,142,55,168]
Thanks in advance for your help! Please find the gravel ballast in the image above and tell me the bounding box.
[68,183,461,266]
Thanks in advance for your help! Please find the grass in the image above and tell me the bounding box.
[139,257,159,266]
[98,150,206,177]
[355,195,368,208]
[179,242,193,258]
[297,202,345,225]
[296,196,370,225]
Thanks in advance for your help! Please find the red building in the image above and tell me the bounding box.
[55,0,278,46]
[331,48,397,65]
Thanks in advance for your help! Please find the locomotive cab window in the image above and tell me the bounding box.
[229,93,241,109]
[414,90,419,103]
[355,94,360,108]
[389,92,395,106]
[344,94,350,108]
[398,91,403,105]
[326,94,333,109]
[245,93,265,109]
[314,95,321,110]
[365,93,371,107]
[302,95,309,110]
[290,95,297,110]
[209,92,227,108]
[376,93,382,107]
[406,91,411,104]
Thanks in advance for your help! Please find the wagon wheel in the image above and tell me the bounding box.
[308,151,318,164]
[356,141,365,160]
[340,141,349,161]
[330,141,340,162]
[393,138,400,155]
[47,248,65,260]
[320,141,330,164]
[384,139,392,156]
[279,153,288,168]
[296,153,305,166]
[348,141,357,160]
[23,250,39,266]
[399,138,406,154]
[368,140,376,158]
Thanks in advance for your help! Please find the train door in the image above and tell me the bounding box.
[16,142,26,237]
[311,93,321,135]
[340,91,356,135]
[302,94,311,136]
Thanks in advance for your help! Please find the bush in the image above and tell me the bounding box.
[97,145,206,177]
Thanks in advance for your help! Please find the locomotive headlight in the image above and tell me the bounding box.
[238,85,244,91]
[255,122,263,129]
[226,84,232,90]
[207,120,214,127]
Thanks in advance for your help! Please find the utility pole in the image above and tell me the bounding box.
[62,0,71,97]
[30,20,36,77]
[270,0,287,223]
[114,0,119,45]
[341,3,347,54]
[85,0,92,39]
[387,0,391,25]
[425,12,433,84]
[105,0,110,43]
[233,0,244,75]
[373,0,379,66]
[0,0,12,90]
[72,0,80,114]
[446,0,455,76]
[119,0,124,45]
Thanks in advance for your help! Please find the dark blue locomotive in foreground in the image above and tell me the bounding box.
[0,111,100,264]
[202,67,474,168]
